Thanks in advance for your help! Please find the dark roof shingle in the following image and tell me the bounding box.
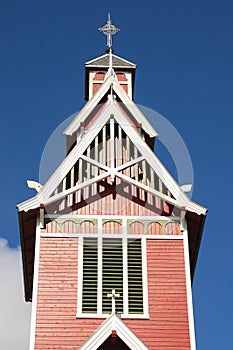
[85,54,136,68]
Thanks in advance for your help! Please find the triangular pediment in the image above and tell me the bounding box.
[49,119,174,213]
[17,97,206,216]
[79,313,149,350]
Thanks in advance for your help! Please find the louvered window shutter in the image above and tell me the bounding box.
[81,237,144,315]
[82,237,98,313]
[127,239,144,314]
[102,238,123,314]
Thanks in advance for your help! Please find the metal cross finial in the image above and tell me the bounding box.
[99,14,120,48]
[107,289,120,314]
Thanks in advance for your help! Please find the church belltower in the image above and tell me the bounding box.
[18,15,207,350]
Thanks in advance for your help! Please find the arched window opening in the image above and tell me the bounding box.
[102,221,122,234]
[165,222,180,235]
[79,220,96,234]
[129,221,144,234]
[62,220,76,233]
[147,222,162,235]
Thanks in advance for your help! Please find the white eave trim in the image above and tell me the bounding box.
[79,313,149,350]
[112,103,207,215]
[63,76,113,135]
[17,101,114,212]
[17,99,207,216]
[112,79,158,138]
[85,53,136,68]
[64,74,158,138]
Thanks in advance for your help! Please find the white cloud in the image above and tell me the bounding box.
[0,238,31,349]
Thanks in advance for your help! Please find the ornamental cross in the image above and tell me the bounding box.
[99,13,120,48]
[107,289,120,314]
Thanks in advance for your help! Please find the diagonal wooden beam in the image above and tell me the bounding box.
[80,155,110,172]
[45,171,111,206]
[115,171,182,209]
[115,156,144,172]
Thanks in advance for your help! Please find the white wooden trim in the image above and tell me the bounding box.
[17,101,114,211]
[115,156,145,172]
[141,235,149,317]
[145,235,183,240]
[45,170,110,206]
[97,218,102,315]
[113,103,207,215]
[78,313,149,350]
[29,216,41,350]
[76,313,110,319]
[80,154,110,172]
[76,313,150,319]
[44,214,181,220]
[183,227,197,350]
[75,225,151,318]
[110,115,115,174]
[77,236,83,314]
[113,105,186,204]
[40,232,183,240]
[63,73,157,138]
[122,218,128,315]
[111,78,158,137]
[116,171,181,208]
[64,75,114,135]
[85,53,136,68]
[17,95,206,215]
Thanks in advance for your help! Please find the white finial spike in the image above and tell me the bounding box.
[98,14,120,48]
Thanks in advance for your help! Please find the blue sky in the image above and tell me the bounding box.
[0,1,232,349]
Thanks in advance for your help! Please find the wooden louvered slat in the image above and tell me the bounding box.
[127,239,143,314]
[102,238,123,314]
[82,238,98,313]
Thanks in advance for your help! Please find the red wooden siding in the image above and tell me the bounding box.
[116,73,128,93]
[124,239,191,350]
[45,220,59,233]
[35,238,190,349]
[93,83,102,95]
[116,73,127,81]
[46,189,175,217]
[92,72,106,95]
[93,72,106,81]
[35,238,103,349]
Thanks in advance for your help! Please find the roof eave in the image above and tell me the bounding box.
[85,53,136,68]
[186,211,207,283]
[18,209,37,302]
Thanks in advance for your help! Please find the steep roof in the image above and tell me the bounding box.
[85,53,136,68]
[64,74,158,138]
[17,97,207,215]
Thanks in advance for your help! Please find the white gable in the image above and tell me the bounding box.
[17,96,207,216]
[63,74,158,138]
[79,313,149,350]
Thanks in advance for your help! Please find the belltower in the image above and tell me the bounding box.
[18,15,207,350]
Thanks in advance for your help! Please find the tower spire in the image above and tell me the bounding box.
[98,13,120,48]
